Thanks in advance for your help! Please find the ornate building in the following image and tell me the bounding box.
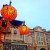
[47,31,50,50]
[26,26,50,50]
[0,1,50,50]
[0,18,50,50]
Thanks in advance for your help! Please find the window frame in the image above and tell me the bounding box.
[14,34,16,38]
[6,34,9,37]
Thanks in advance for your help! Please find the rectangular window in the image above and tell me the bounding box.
[45,35,47,38]
[14,34,16,38]
[13,40,16,42]
[41,38,43,41]
[40,33,42,36]
[32,37,34,40]
[20,35,22,39]
[47,43,48,45]
[6,39,8,42]
[25,36,27,39]
[8,29,11,32]
[39,42,40,44]
[46,39,47,41]
[38,37,40,41]
[33,42,35,46]
[32,33,34,35]
[6,34,9,37]
[42,42,43,45]
[14,30,17,33]
[38,33,39,36]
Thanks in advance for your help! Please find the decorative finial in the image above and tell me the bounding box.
[23,21,26,26]
[9,0,12,6]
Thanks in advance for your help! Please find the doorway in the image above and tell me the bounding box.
[3,44,27,50]
[40,48,46,50]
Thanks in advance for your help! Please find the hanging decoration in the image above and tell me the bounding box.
[7,22,10,28]
[19,26,29,35]
[1,6,17,21]
[0,32,2,44]
[0,20,2,27]
[4,34,6,41]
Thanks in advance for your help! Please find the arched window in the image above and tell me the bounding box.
[40,48,46,50]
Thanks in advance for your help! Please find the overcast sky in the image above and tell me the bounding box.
[0,0,50,30]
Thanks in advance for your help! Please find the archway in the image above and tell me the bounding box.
[40,48,46,50]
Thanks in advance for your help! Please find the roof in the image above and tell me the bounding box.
[0,16,23,26]
[9,20,23,26]
[0,16,3,20]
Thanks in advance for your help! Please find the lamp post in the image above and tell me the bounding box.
[23,21,25,43]
[19,21,29,35]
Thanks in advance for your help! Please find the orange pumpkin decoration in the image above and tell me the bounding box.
[1,6,17,21]
[19,26,29,35]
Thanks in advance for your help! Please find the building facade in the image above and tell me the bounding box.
[0,21,50,50]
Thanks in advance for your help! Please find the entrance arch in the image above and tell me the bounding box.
[40,48,46,50]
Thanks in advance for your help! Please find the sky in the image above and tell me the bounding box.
[0,0,50,31]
